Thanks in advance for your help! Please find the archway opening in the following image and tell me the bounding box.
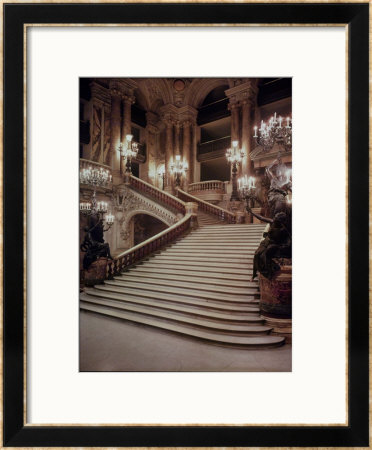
[132,214,168,246]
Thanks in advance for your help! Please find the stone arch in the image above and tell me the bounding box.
[185,78,230,108]
[123,208,172,230]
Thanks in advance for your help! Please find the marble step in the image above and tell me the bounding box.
[194,225,266,229]
[80,301,285,349]
[80,296,271,334]
[171,243,259,249]
[141,260,253,273]
[115,274,259,295]
[179,236,262,242]
[150,255,254,264]
[162,249,256,258]
[184,232,263,237]
[130,261,253,280]
[104,279,259,302]
[124,269,259,287]
[84,288,260,316]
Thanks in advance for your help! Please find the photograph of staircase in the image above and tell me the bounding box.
[79,77,292,372]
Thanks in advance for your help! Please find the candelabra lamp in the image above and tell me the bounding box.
[253,112,292,152]
[238,175,257,212]
[158,164,166,190]
[123,134,139,174]
[226,140,245,201]
[170,155,188,187]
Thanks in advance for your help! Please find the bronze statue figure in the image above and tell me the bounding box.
[80,215,113,270]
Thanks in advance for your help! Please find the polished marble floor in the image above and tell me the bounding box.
[80,311,292,372]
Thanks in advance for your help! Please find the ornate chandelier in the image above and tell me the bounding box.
[80,165,112,188]
[80,164,114,228]
[253,112,292,152]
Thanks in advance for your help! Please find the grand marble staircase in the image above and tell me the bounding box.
[80,212,286,349]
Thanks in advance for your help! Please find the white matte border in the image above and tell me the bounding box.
[27,26,346,425]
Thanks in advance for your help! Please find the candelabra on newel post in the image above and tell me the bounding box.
[158,164,166,190]
[79,164,114,285]
[253,112,292,153]
[238,175,257,215]
[226,140,245,202]
[170,155,188,189]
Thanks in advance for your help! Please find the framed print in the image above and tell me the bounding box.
[3,2,369,447]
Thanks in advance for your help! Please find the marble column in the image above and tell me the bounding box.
[182,120,191,185]
[164,119,174,191]
[229,102,240,143]
[109,88,122,172]
[174,120,181,157]
[241,100,252,177]
[122,94,135,145]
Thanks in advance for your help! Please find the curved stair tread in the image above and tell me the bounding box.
[92,284,259,310]
[161,250,256,259]
[82,290,262,321]
[120,271,259,288]
[168,241,258,254]
[80,296,271,334]
[104,280,259,302]
[139,262,253,274]
[150,256,253,265]
[112,276,258,295]
[81,303,285,348]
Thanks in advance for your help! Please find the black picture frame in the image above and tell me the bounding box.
[3,2,369,447]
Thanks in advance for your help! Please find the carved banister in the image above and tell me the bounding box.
[129,175,186,215]
[176,188,236,223]
[107,213,195,277]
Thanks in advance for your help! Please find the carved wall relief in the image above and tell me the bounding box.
[112,185,178,250]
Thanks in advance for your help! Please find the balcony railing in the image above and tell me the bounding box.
[188,180,225,194]
[198,135,231,155]
[107,213,194,277]
[129,175,186,215]
[176,188,236,223]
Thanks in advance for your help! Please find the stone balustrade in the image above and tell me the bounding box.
[188,180,225,194]
[129,175,186,215]
[177,188,236,223]
[107,213,194,277]
[187,180,225,204]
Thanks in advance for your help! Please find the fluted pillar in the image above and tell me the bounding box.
[241,100,252,176]
[109,88,122,172]
[122,94,135,145]
[229,102,240,143]
[183,120,191,184]
[174,120,181,157]
[164,119,174,191]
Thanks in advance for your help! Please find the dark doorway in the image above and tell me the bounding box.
[133,214,168,246]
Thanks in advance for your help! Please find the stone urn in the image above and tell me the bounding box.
[259,258,292,342]
[83,257,109,287]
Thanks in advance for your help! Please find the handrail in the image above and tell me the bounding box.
[129,175,186,215]
[107,213,194,278]
[176,188,236,224]
[188,180,225,193]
